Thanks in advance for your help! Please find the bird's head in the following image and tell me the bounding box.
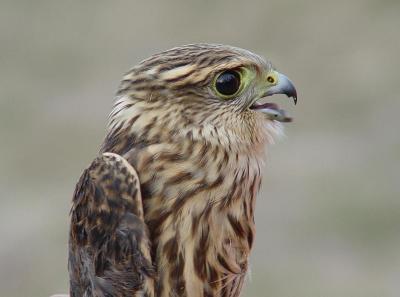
[110,44,297,153]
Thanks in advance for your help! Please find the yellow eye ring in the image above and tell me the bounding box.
[267,75,275,83]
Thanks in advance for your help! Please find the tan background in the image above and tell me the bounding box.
[1,0,399,296]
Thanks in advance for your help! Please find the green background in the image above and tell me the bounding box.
[1,0,399,296]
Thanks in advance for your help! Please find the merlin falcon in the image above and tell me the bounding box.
[68,44,297,297]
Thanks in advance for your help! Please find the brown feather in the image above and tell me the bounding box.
[69,44,291,297]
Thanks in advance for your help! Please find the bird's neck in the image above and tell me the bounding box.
[101,98,272,297]
[104,95,282,158]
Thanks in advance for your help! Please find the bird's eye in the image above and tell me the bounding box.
[267,75,275,83]
[214,70,241,97]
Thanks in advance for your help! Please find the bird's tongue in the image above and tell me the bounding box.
[251,102,279,110]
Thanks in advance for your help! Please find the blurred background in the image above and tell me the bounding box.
[1,0,399,296]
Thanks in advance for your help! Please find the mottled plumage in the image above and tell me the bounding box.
[69,44,297,297]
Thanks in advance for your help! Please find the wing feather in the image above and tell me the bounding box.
[68,153,154,297]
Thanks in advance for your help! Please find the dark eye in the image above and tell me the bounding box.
[215,70,241,96]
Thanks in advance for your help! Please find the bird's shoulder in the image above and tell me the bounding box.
[69,152,154,297]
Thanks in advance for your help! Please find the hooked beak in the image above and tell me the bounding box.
[250,71,298,122]
[264,72,297,105]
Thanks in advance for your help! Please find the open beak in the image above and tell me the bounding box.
[250,71,298,122]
